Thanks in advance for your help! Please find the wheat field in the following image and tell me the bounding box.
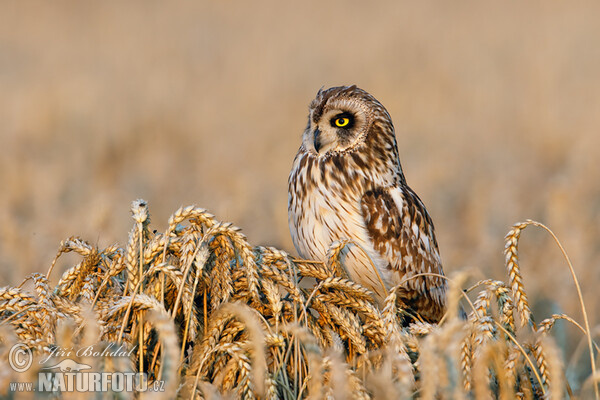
[0,200,597,398]
[1,1,599,398]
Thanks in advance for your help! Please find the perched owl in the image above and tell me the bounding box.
[288,85,447,323]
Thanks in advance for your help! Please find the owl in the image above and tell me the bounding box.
[288,85,447,323]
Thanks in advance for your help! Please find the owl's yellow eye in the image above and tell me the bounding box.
[335,117,350,127]
[330,113,354,129]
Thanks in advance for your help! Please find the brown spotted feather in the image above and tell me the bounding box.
[361,187,446,322]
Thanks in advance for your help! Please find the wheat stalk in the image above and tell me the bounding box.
[504,222,532,328]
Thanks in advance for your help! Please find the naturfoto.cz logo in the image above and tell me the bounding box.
[8,343,165,394]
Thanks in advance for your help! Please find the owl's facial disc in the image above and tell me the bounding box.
[309,109,365,155]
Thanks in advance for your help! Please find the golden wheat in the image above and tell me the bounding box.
[0,200,597,399]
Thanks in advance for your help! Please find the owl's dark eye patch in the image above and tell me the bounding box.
[330,112,354,129]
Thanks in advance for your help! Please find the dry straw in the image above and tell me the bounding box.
[0,201,597,399]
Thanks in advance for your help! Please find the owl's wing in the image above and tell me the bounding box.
[360,185,447,323]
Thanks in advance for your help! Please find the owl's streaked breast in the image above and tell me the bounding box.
[288,149,394,299]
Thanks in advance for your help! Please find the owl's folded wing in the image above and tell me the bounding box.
[360,185,447,323]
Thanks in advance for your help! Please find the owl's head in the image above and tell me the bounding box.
[303,85,393,155]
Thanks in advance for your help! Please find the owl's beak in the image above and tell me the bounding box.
[313,128,322,153]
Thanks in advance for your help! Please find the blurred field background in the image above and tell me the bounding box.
[1,0,598,370]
